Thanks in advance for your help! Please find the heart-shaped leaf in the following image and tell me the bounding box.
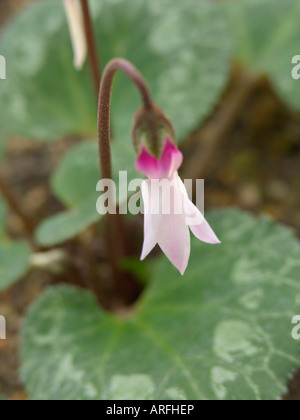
[0,241,31,290]
[22,210,300,400]
[226,0,300,109]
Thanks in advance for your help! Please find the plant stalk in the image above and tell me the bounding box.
[80,0,101,97]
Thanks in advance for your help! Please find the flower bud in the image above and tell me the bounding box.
[132,104,176,159]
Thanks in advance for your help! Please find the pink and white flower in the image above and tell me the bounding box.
[136,138,220,275]
[63,0,87,70]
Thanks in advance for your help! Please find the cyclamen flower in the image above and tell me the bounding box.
[63,0,87,70]
[136,138,220,275]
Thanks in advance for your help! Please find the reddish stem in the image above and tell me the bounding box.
[80,0,101,97]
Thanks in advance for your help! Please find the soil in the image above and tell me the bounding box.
[0,0,299,401]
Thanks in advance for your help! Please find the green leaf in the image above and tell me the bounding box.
[0,1,95,141]
[35,197,101,247]
[21,210,300,400]
[0,197,31,290]
[51,141,138,208]
[0,241,31,290]
[226,0,300,109]
[44,138,143,245]
[0,0,232,143]
[39,141,138,245]
[52,142,100,207]
[120,257,151,286]
[105,0,233,142]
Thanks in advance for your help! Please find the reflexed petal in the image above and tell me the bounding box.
[178,177,221,244]
[190,217,221,245]
[63,0,87,70]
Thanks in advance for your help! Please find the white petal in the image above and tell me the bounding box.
[190,215,221,244]
[140,177,191,274]
[178,177,221,244]
[157,212,191,275]
[155,176,191,275]
[63,0,87,70]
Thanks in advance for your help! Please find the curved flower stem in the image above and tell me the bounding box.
[98,58,153,180]
[80,0,101,97]
[97,58,153,292]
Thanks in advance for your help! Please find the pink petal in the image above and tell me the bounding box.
[136,148,160,179]
[160,139,183,178]
[136,138,183,179]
